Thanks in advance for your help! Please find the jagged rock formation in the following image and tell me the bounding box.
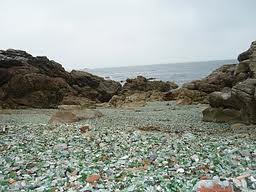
[0,49,121,108]
[109,76,178,108]
[162,63,243,104]
[121,76,178,94]
[166,44,256,104]
[203,41,256,124]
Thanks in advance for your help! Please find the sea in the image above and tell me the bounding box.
[88,60,237,85]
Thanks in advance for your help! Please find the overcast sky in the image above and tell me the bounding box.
[0,0,256,70]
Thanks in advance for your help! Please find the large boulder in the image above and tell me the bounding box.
[232,79,256,124]
[202,107,241,123]
[202,41,256,124]
[0,49,121,108]
[203,79,256,124]
[208,88,238,109]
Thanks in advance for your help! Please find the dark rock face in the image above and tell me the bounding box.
[163,88,207,103]
[237,41,256,62]
[175,43,256,104]
[0,49,121,108]
[232,79,256,124]
[70,70,122,102]
[208,88,239,109]
[169,63,247,104]
[108,76,178,108]
[182,64,240,94]
[122,76,176,94]
[202,41,256,124]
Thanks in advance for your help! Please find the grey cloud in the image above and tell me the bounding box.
[0,0,255,70]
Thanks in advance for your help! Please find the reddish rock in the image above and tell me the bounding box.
[197,184,233,192]
[86,174,100,183]
[193,180,233,192]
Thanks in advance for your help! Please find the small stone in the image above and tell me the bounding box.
[191,154,199,162]
[120,155,129,160]
[149,153,157,161]
[99,143,106,147]
[176,168,185,173]
[86,174,100,183]
[54,143,68,150]
[8,178,16,184]
[80,125,90,133]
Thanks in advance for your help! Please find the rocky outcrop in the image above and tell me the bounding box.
[109,76,178,108]
[109,91,164,108]
[0,49,121,108]
[163,88,207,103]
[166,63,242,104]
[232,79,256,124]
[182,64,243,93]
[121,76,177,95]
[202,41,256,124]
[171,43,256,104]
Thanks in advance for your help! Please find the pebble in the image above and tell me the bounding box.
[0,101,254,191]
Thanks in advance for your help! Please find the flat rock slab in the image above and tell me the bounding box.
[49,109,103,124]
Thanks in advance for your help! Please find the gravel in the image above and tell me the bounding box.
[0,101,255,191]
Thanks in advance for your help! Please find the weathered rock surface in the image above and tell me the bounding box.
[202,107,241,123]
[109,91,164,108]
[183,64,238,93]
[163,88,207,103]
[193,179,234,192]
[238,41,256,61]
[0,49,121,108]
[168,62,248,104]
[202,41,256,124]
[208,88,238,109]
[232,79,256,124]
[109,76,178,108]
[49,109,103,124]
[121,76,177,94]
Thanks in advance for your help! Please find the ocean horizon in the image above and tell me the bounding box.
[87,59,237,85]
